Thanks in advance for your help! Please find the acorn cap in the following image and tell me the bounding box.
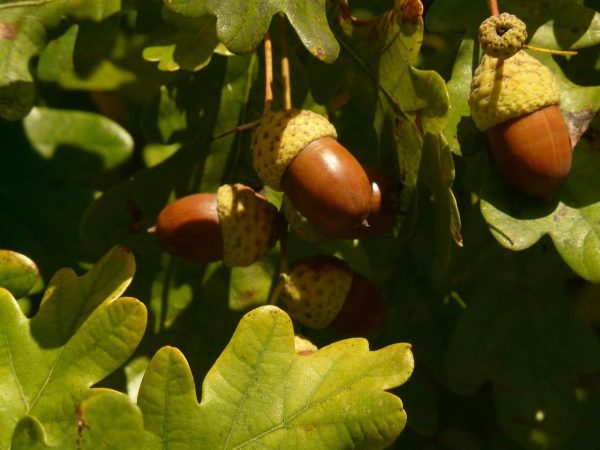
[281,195,328,243]
[478,13,527,59]
[469,50,561,131]
[282,256,353,329]
[252,109,337,190]
[216,184,279,267]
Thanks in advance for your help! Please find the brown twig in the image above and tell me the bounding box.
[210,119,259,140]
[280,15,292,110]
[264,32,273,113]
[487,0,499,16]
[268,275,286,306]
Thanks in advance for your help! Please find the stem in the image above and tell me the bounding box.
[264,32,274,113]
[210,119,259,140]
[280,15,292,110]
[487,0,499,16]
[268,275,286,306]
[523,44,577,56]
[0,0,52,9]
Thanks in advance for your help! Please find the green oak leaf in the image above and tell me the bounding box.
[419,134,462,283]
[445,275,600,448]
[137,306,414,449]
[37,24,136,90]
[443,209,600,449]
[0,249,40,298]
[23,107,133,170]
[0,0,121,120]
[165,0,339,62]
[143,10,220,72]
[426,0,600,155]
[479,137,600,282]
[10,391,150,450]
[0,246,147,447]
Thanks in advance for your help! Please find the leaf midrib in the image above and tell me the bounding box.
[222,317,277,449]
[28,345,66,413]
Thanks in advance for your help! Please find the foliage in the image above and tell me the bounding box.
[1,0,600,448]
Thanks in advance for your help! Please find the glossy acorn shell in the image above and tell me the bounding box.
[281,136,372,237]
[354,166,398,238]
[330,273,385,336]
[487,105,572,199]
[155,193,224,263]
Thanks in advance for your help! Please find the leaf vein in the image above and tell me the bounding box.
[4,331,29,410]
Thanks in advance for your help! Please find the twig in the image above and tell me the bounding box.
[268,275,286,306]
[280,15,292,110]
[264,32,274,113]
[487,0,499,16]
[210,119,259,140]
[523,44,577,56]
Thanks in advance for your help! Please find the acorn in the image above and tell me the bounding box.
[155,183,279,267]
[281,256,384,334]
[469,13,572,199]
[252,109,372,237]
[281,166,398,241]
[329,272,385,336]
[354,165,398,238]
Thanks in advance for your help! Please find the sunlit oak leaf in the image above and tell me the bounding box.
[0,250,40,299]
[10,391,150,450]
[137,306,414,449]
[0,246,147,447]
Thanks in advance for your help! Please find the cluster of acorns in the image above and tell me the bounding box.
[155,11,573,333]
[155,109,395,334]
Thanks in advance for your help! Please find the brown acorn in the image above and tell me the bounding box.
[252,109,372,237]
[329,273,385,335]
[470,14,572,199]
[155,193,223,263]
[155,184,279,267]
[282,256,384,334]
[282,166,398,241]
[486,106,572,198]
[354,165,398,238]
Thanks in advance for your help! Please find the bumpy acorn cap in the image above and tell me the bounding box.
[216,183,279,267]
[469,50,561,131]
[282,256,353,329]
[281,195,328,243]
[252,109,337,190]
[479,13,527,59]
